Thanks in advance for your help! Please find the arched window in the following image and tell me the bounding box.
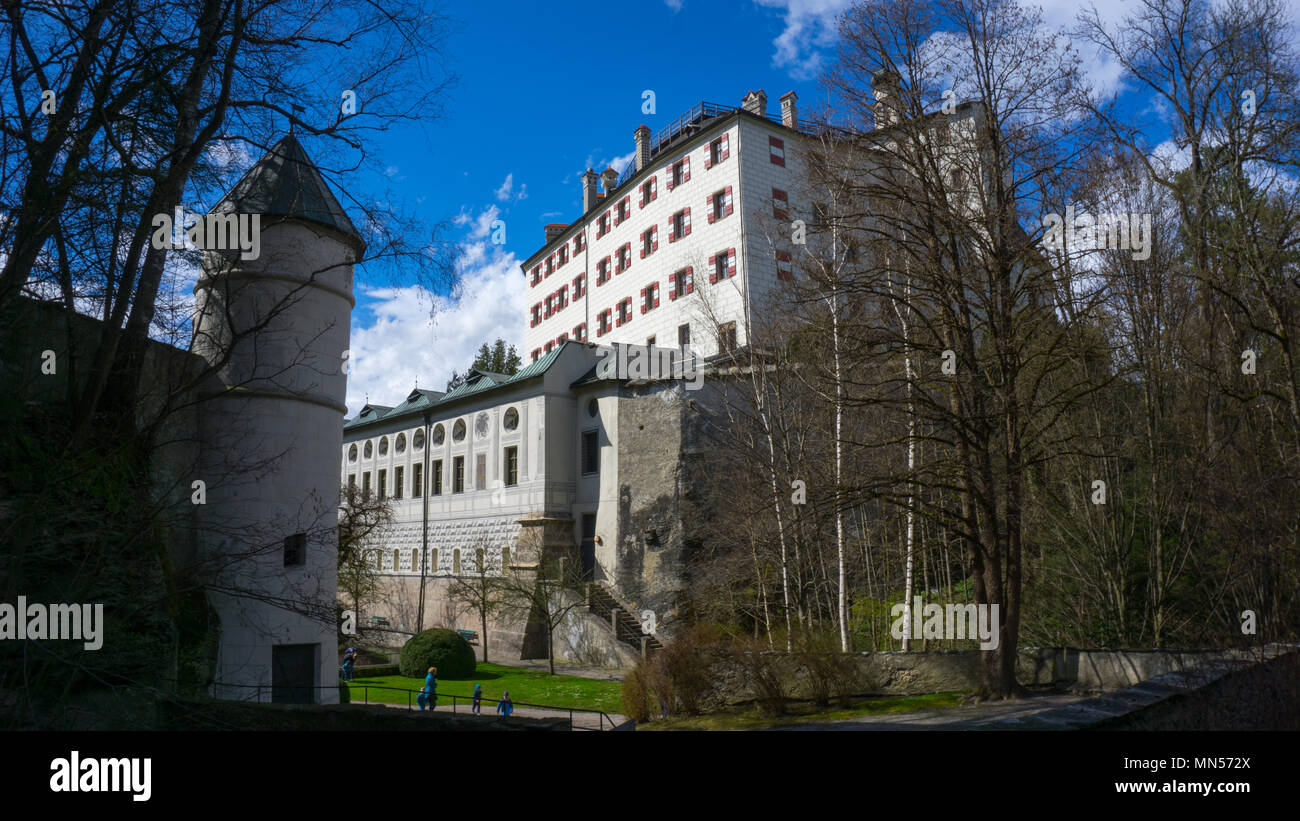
[379,436,389,456]
[501,546,511,571]
[413,428,425,450]
[503,407,519,431]
[475,547,485,574]
[452,419,466,442]
[431,548,438,574]
[348,444,358,462]
[392,549,400,571]
[412,548,419,572]
[453,548,461,575]
[396,433,407,454]
[364,440,373,458]
[432,424,445,446]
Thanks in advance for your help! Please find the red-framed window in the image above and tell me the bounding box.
[769,136,785,166]
[640,282,661,314]
[776,251,793,281]
[668,207,692,242]
[708,186,734,224]
[597,309,612,337]
[573,233,584,253]
[596,256,612,285]
[615,297,633,327]
[530,303,542,327]
[573,272,586,298]
[531,348,542,362]
[705,133,730,169]
[531,265,542,287]
[772,188,788,220]
[614,196,631,226]
[666,155,691,190]
[615,242,632,274]
[573,322,587,341]
[709,248,737,283]
[596,212,611,239]
[640,225,659,259]
[669,267,695,300]
[639,176,658,207]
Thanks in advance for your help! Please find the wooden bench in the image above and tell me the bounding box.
[456,629,479,645]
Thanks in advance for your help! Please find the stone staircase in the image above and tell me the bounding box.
[586,582,664,659]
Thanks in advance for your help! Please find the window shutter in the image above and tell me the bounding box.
[640,287,647,314]
[654,287,660,308]
[725,186,734,216]
[709,254,717,284]
[728,247,737,278]
[704,146,712,170]
[669,270,678,300]
[664,165,674,191]
[722,133,730,160]
[640,235,647,259]
[651,178,657,201]
[668,217,675,243]
[708,193,715,224]
[652,226,658,252]
[685,266,694,294]
[684,207,691,236]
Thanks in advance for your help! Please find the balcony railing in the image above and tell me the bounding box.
[612,100,847,190]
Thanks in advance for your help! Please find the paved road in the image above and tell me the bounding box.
[778,692,1094,731]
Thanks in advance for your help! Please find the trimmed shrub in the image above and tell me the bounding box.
[353,663,401,678]
[399,629,476,679]
[620,667,652,723]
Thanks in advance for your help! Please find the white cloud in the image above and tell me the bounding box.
[345,208,525,416]
[665,0,683,11]
[752,0,851,79]
[494,173,528,202]
[586,150,636,176]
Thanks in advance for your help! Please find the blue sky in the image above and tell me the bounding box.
[341,0,849,414]
[333,0,1298,416]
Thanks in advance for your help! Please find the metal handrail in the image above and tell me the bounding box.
[199,681,622,730]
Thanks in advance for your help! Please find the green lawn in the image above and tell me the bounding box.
[640,691,967,730]
[345,662,624,714]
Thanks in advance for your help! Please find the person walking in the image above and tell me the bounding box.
[496,690,513,717]
[471,684,483,715]
[340,653,355,682]
[418,666,438,711]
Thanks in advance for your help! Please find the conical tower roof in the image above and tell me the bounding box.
[211,133,365,253]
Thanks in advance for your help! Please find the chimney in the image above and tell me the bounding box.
[742,89,767,117]
[872,68,902,130]
[780,91,798,128]
[634,125,651,172]
[601,167,619,195]
[581,168,599,213]
[544,223,568,244]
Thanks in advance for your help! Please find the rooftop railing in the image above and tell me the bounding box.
[611,100,850,190]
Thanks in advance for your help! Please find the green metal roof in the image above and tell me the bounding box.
[211,133,365,252]
[343,343,574,431]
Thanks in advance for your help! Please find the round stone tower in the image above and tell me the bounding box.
[191,133,363,704]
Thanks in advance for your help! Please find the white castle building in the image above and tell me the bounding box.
[347,83,986,664]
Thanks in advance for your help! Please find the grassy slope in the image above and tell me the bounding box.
[346,662,624,714]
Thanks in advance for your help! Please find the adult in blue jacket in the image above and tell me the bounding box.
[418,667,438,711]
